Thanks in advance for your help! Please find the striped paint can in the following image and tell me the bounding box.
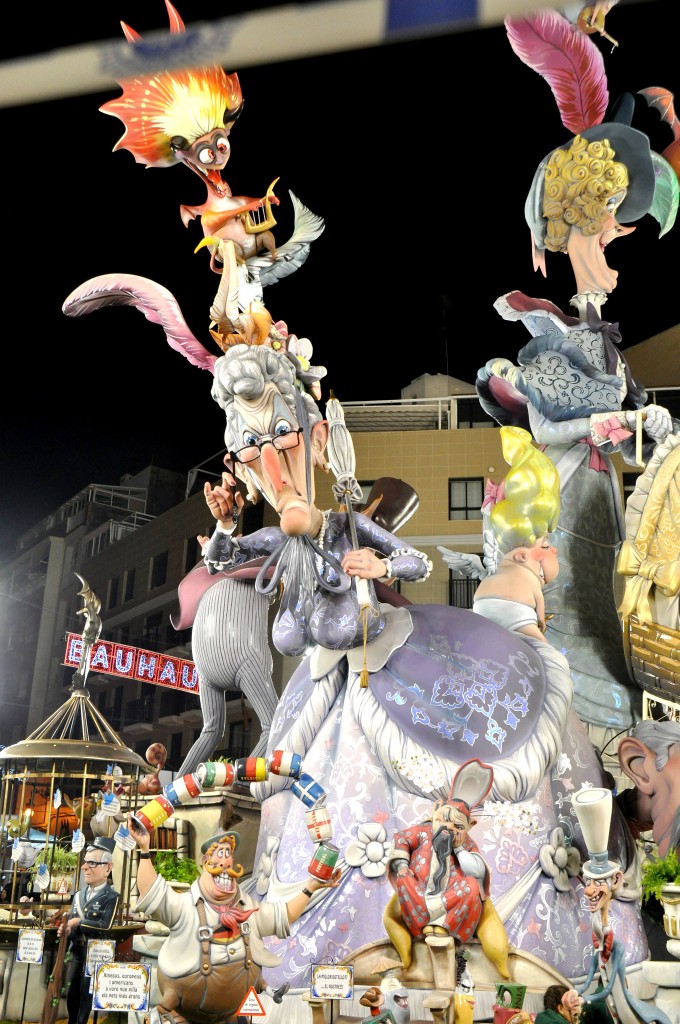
[132,794,174,833]
[235,756,269,783]
[268,750,302,779]
[305,806,333,842]
[196,761,235,789]
[164,773,203,807]
[308,841,339,881]
[291,772,326,809]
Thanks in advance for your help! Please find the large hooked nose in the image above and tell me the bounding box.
[260,441,285,493]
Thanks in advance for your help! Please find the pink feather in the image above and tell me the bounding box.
[505,9,608,135]
[62,274,219,374]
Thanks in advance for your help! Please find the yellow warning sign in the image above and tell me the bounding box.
[236,986,266,1017]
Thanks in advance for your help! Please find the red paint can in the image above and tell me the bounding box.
[268,750,303,778]
[132,794,174,833]
[308,841,339,881]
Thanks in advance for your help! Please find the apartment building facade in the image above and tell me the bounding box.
[1,375,662,769]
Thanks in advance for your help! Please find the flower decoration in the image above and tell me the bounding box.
[345,823,391,878]
[392,754,447,795]
[538,827,581,892]
[482,799,541,835]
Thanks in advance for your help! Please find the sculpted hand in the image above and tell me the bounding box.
[204,473,244,527]
[127,813,151,852]
[306,867,342,893]
[643,404,673,444]
[341,548,388,579]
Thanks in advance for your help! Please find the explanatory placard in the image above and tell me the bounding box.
[93,962,150,1011]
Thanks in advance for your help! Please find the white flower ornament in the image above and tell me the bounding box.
[345,823,391,878]
[538,827,581,892]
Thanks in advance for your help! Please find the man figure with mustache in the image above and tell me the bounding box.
[386,797,491,953]
[383,760,509,977]
[129,818,339,1024]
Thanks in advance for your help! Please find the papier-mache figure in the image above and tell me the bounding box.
[384,758,509,977]
[470,426,562,645]
[128,817,340,1024]
[571,787,671,1024]
[100,1,324,300]
[475,6,680,738]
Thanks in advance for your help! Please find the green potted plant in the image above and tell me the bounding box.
[30,844,79,895]
[152,851,201,891]
[641,847,680,938]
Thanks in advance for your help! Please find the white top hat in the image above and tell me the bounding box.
[572,787,621,880]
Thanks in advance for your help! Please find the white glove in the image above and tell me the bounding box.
[643,404,673,444]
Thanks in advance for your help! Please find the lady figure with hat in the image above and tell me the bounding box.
[128,818,339,1024]
[58,836,120,1024]
[572,787,671,1024]
[476,8,679,746]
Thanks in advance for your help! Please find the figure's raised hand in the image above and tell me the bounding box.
[204,474,243,527]
[308,866,342,891]
[341,548,388,579]
[127,813,151,852]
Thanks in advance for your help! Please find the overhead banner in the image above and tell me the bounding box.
[63,633,199,693]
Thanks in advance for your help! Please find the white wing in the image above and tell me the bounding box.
[244,191,325,295]
[437,546,488,581]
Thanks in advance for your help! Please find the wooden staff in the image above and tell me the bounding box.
[40,907,70,1024]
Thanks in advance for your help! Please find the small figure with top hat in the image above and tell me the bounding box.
[572,787,671,1024]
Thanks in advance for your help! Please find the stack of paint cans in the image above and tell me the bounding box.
[278,759,338,883]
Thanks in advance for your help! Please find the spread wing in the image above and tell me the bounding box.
[437,546,488,581]
[244,191,325,294]
[62,273,219,373]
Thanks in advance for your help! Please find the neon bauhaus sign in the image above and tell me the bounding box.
[63,633,199,692]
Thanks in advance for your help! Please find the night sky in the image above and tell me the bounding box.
[0,0,678,561]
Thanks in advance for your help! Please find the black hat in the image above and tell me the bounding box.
[91,837,116,856]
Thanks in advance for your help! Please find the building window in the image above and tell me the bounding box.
[185,536,201,574]
[108,576,119,611]
[449,478,483,520]
[159,690,184,717]
[447,568,481,610]
[228,721,249,759]
[169,732,183,768]
[456,399,494,429]
[124,568,136,603]
[150,550,169,589]
[112,687,123,726]
[143,613,163,647]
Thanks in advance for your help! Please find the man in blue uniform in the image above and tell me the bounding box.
[59,837,119,1024]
